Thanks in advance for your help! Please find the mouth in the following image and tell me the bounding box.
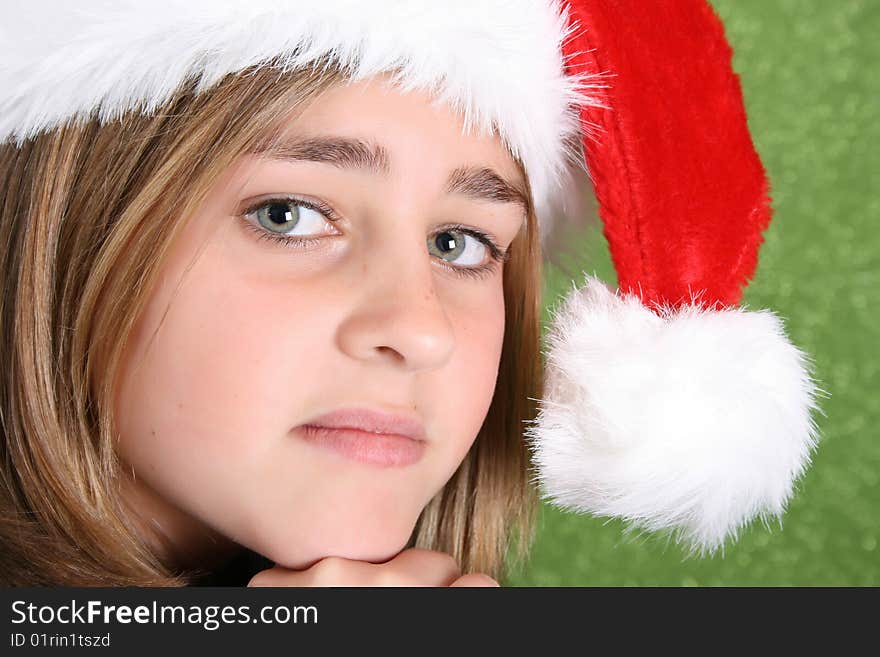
[295,406,427,468]
[296,424,426,467]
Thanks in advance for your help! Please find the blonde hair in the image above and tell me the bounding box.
[0,60,542,585]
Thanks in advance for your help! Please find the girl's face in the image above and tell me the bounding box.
[114,74,528,571]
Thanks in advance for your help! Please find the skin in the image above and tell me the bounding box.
[113,73,527,578]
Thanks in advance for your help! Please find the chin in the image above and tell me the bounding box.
[254,516,418,571]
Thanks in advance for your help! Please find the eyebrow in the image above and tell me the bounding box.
[250,135,530,215]
[446,165,529,214]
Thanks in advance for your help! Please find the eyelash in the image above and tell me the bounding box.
[239,195,510,280]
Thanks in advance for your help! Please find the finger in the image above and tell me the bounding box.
[248,559,371,587]
[247,565,293,587]
[449,573,500,587]
[383,548,462,587]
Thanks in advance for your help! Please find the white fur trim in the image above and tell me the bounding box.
[0,0,602,218]
[525,274,823,554]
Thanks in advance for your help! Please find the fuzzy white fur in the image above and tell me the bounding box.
[0,0,602,221]
[525,275,822,554]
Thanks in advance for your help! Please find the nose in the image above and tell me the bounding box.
[335,241,456,372]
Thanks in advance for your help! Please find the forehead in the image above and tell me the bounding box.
[267,74,527,188]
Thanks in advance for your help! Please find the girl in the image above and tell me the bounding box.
[1,61,544,586]
[0,1,819,586]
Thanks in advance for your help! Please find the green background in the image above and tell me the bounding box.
[505,0,878,586]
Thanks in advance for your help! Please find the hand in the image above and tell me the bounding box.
[247,548,500,587]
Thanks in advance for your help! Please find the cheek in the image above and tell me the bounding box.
[429,282,507,471]
[112,233,326,528]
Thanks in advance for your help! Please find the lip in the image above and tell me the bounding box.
[296,407,427,468]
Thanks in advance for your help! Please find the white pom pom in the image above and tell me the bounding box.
[525,274,823,555]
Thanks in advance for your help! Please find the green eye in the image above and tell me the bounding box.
[428,229,487,267]
[255,200,302,234]
[246,198,336,238]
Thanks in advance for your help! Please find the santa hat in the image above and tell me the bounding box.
[0,0,821,554]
